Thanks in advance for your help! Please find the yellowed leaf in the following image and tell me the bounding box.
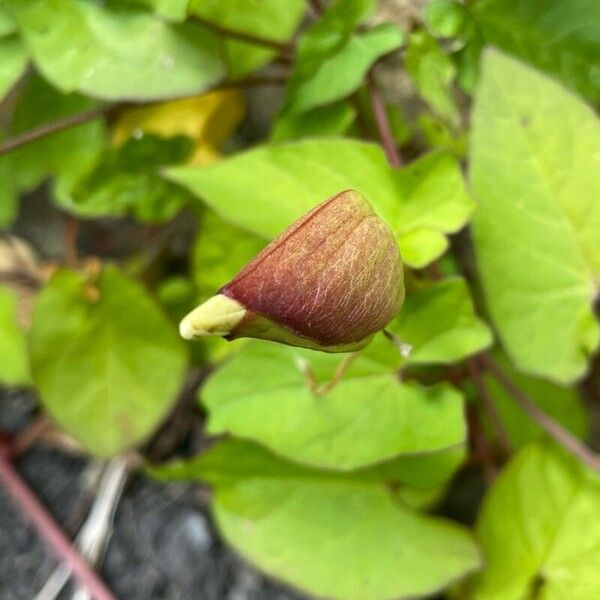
[111,90,245,165]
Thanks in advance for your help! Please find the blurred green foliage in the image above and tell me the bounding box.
[1,0,599,598]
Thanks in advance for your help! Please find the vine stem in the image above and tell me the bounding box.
[0,445,117,600]
[0,107,108,156]
[467,357,511,456]
[190,14,294,54]
[0,75,286,157]
[366,72,402,167]
[306,0,325,16]
[483,355,600,473]
[362,35,600,476]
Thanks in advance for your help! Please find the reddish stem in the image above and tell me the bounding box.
[366,72,402,167]
[306,0,325,16]
[0,446,117,600]
[190,14,294,54]
[466,406,497,483]
[468,357,511,456]
[0,107,108,156]
[483,355,600,473]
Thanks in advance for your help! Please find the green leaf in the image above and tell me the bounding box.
[271,102,356,142]
[151,438,480,600]
[470,0,600,104]
[389,277,493,365]
[188,0,306,77]
[30,266,188,457]
[151,438,464,496]
[124,0,189,22]
[201,341,467,470]
[471,441,600,599]
[59,134,194,222]
[479,353,588,449]
[284,12,404,115]
[0,34,27,101]
[0,287,29,386]
[6,0,226,100]
[193,209,266,300]
[167,140,474,269]
[191,209,266,360]
[470,50,600,383]
[0,5,18,36]
[3,75,106,194]
[426,0,469,38]
[405,30,459,126]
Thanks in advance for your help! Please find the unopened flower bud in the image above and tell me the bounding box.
[180,190,404,352]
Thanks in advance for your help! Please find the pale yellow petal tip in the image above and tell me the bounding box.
[179,294,246,340]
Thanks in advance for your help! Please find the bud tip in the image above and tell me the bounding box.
[179,294,246,340]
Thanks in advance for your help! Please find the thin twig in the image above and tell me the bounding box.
[9,416,51,459]
[190,14,294,55]
[306,0,325,16]
[467,357,511,456]
[0,445,117,600]
[0,269,43,290]
[0,108,109,156]
[483,355,600,473]
[366,71,402,167]
[35,456,134,600]
[315,352,359,396]
[0,75,287,158]
[466,406,497,483]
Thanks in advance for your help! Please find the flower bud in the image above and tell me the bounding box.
[180,190,404,352]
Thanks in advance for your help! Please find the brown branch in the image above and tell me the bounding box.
[366,71,402,167]
[306,0,325,16]
[466,406,498,483]
[0,445,117,600]
[0,107,109,156]
[0,269,43,290]
[190,14,294,55]
[468,357,511,456]
[483,355,600,473]
[0,75,287,158]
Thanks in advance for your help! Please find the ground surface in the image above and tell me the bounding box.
[0,389,306,600]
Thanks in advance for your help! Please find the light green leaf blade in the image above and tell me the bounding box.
[390,277,493,364]
[6,0,226,100]
[271,102,356,142]
[124,0,189,21]
[151,438,480,600]
[406,30,459,126]
[30,266,188,457]
[191,209,265,360]
[166,139,474,268]
[151,438,465,495]
[285,22,404,115]
[0,5,18,36]
[397,228,448,267]
[3,75,106,194]
[479,353,588,450]
[0,34,27,101]
[193,209,266,301]
[188,0,305,77]
[426,0,469,38]
[0,287,29,386]
[201,341,467,470]
[470,0,600,104]
[471,441,600,599]
[470,50,600,383]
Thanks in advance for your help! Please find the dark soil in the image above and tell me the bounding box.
[0,389,306,600]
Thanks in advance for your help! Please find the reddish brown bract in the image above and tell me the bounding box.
[221,190,404,346]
